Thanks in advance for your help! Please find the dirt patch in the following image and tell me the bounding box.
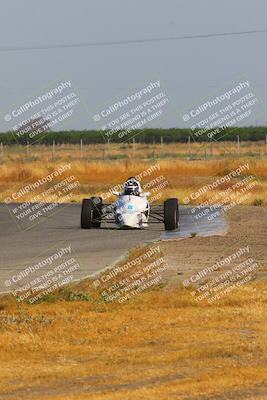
[161,206,267,286]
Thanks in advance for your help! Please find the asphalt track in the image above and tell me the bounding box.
[0,203,227,293]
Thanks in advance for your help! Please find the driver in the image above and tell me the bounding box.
[123,177,142,196]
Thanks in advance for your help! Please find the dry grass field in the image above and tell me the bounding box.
[0,230,266,399]
[0,284,267,400]
[0,143,266,399]
[0,142,267,205]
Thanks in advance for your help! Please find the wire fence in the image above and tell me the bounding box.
[0,137,267,162]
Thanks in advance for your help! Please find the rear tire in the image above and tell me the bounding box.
[164,198,179,230]
[81,197,102,229]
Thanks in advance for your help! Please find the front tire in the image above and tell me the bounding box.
[81,197,102,229]
[81,199,93,229]
[164,198,179,230]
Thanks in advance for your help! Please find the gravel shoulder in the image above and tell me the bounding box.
[161,206,267,286]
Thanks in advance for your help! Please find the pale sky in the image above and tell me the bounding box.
[0,0,267,131]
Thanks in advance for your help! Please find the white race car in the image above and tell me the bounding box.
[81,177,179,231]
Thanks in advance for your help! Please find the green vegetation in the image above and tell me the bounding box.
[252,198,264,206]
[0,126,266,144]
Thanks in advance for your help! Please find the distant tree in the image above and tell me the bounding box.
[14,117,51,143]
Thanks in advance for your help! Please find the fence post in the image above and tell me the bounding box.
[237,135,240,156]
[80,138,83,158]
[0,142,3,159]
[188,136,191,159]
[27,141,30,158]
[161,136,163,145]
[132,137,135,159]
[52,139,55,159]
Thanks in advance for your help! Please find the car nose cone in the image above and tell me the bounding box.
[117,212,140,228]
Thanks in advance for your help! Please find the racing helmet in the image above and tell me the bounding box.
[124,177,141,196]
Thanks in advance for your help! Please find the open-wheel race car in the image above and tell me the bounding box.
[81,177,179,231]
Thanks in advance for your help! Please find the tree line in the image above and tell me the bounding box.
[0,127,266,145]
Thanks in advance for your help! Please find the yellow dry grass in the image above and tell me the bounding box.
[0,143,266,205]
[0,280,266,400]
